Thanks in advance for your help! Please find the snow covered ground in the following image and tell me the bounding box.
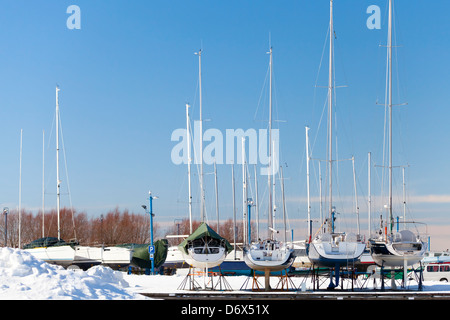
[0,247,145,299]
[2,247,450,300]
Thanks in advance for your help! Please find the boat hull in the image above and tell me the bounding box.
[73,246,132,270]
[24,246,75,268]
[308,241,366,268]
[369,240,426,267]
[210,260,251,276]
[163,245,188,269]
[181,247,227,269]
[243,246,295,272]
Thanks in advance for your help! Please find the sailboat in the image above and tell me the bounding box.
[23,86,76,268]
[72,245,133,270]
[178,50,232,270]
[307,0,365,284]
[368,0,426,268]
[243,47,295,283]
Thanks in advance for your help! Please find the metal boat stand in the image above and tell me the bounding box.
[177,266,233,291]
[240,269,296,292]
[240,270,263,291]
[355,261,424,291]
[311,265,361,291]
[374,263,424,291]
[212,267,233,291]
[177,266,202,291]
[274,269,297,291]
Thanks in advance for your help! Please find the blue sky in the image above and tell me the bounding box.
[0,1,449,249]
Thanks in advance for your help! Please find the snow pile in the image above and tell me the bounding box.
[0,247,147,300]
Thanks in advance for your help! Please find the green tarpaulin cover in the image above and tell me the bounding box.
[119,239,168,269]
[178,222,233,254]
[23,237,78,249]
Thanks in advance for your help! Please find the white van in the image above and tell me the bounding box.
[423,263,450,282]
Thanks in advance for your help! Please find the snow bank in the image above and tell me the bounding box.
[3,246,450,300]
[0,247,147,300]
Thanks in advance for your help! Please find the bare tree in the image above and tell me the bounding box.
[0,207,160,248]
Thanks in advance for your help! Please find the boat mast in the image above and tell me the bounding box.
[280,166,287,244]
[232,164,236,258]
[186,103,193,234]
[56,86,61,240]
[327,0,334,234]
[195,49,206,223]
[242,137,248,245]
[42,130,45,238]
[387,0,394,236]
[306,126,311,242]
[368,152,372,238]
[214,160,219,233]
[352,156,360,235]
[267,46,273,239]
[254,164,259,240]
[402,167,406,229]
[19,129,23,248]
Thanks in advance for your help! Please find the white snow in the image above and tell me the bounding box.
[2,247,450,300]
[0,247,145,300]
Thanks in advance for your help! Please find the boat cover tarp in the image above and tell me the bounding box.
[178,222,233,254]
[23,237,75,249]
[119,239,168,269]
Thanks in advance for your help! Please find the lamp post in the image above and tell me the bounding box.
[142,191,158,275]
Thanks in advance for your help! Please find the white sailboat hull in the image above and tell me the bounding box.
[24,246,75,268]
[181,247,227,269]
[244,249,294,272]
[73,246,132,270]
[308,240,366,268]
[163,245,188,268]
[369,240,426,267]
[243,241,295,272]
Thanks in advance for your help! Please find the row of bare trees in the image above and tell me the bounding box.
[0,208,158,248]
[0,207,257,248]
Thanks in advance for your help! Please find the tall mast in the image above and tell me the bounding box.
[232,164,236,258]
[195,49,206,222]
[352,156,360,235]
[402,167,406,228]
[42,130,45,238]
[280,166,287,244]
[388,0,394,235]
[214,160,219,233]
[19,129,23,248]
[368,152,372,238]
[306,126,311,241]
[267,46,273,239]
[56,86,61,240]
[186,104,193,233]
[327,0,334,233]
[242,137,248,245]
[254,164,259,240]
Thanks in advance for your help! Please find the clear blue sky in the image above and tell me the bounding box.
[0,1,449,249]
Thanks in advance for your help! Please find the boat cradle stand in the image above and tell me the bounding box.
[177,266,233,291]
[240,269,296,292]
[358,261,424,291]
[310,265,361,291]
